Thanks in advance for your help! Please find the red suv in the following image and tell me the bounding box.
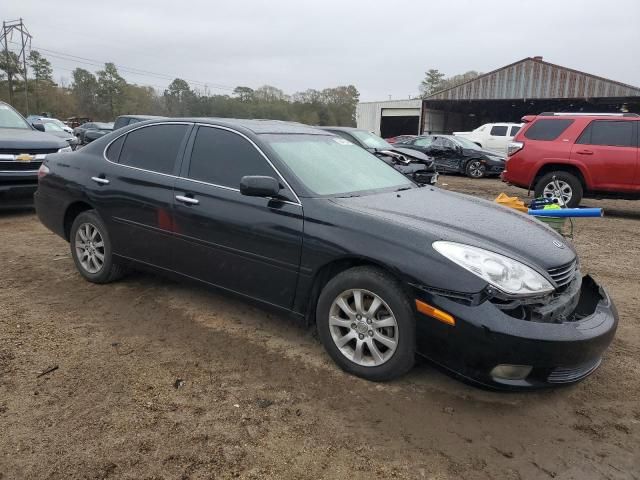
[502,113,640,207]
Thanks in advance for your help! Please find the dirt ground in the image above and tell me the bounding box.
[1,176,639,480]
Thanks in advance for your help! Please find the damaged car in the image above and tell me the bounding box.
[396,134,506,178]
[320,127,438,185]
[35,118,617,389]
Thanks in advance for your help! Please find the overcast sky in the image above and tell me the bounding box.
[4,0,640,101]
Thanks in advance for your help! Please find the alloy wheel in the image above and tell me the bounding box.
[468,161,485,178]
[542,180,572,205]
[75,223,105,274]
[328,289,399,367]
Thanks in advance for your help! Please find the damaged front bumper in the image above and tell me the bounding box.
[412,274,618,390]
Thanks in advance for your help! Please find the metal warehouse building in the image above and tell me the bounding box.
[357,56,640,137]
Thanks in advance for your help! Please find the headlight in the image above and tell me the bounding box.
[433,241,554,296]
[57,146,73,153]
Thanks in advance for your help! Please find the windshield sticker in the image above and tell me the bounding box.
[333,138,352,145]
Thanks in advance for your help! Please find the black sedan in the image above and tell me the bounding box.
[34,118,617,389]
[397,135,506,178]
[320,127,437,185]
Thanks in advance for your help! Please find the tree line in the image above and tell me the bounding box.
[419,69,482,98]
[0,50,359,126]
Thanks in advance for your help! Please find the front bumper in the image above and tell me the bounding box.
[413,275,618,390]
[0,171,39,208]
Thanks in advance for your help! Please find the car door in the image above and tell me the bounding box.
[572,120,638,192]
[172,124,304,309]
[88,122,192,268]
[428,137,459,172]
[485,125,509,153]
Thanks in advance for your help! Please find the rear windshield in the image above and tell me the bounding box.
[524,119,574,141]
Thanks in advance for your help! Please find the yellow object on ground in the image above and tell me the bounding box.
[494,193,528,213]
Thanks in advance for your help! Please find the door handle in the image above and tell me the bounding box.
[576,149,594,155]
[91,176,110,185]
[175,194,199,205]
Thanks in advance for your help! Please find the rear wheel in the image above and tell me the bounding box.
[316,266,415,381]
[534,171,583,208]
[465,159,486,178]
[70,210,126,283]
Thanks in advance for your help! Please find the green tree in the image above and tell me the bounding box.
[28,50,53,83]
[96,62,127,117]
[163,78,195,116]
[0,51,22,103]
[233,86,254,102]
[71,68,98,117]
[28,50,54,112]
[419,69,446,98]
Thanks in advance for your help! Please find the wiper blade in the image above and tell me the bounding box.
[395,186,412,192]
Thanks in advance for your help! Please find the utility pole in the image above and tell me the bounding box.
[0,18,32,112]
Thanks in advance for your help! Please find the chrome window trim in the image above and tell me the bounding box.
[0,169,40,173]
[102,121,302,207]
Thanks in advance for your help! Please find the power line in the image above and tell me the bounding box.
[8,40,236,92]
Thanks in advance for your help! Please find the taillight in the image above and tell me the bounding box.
[38,164,50,179]
[507,141,524,156]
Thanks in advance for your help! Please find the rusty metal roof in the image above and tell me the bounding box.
[425,57,640,101]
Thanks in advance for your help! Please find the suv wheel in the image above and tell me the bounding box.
[465,159,486,178]
[534,171,583,208]
[70,210,126,283]
[316,266,415,381]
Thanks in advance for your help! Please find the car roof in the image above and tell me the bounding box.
[319,126,364,133]
[162,117,331,135]
[116,114,165,120]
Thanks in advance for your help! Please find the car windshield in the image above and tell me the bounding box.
[452,136,481,149]
[350,130,392,150]
[94,123,113,130]
[42,122,65,132]
[0,104,30,129]
[265,134,412,196]
[45,118,67,129]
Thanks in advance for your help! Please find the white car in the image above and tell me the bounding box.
[453,123,522,155]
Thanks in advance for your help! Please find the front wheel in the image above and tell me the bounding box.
[465,159,486,178]
[316,267,415,381]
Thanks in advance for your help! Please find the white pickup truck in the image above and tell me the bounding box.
[453,123,522,155]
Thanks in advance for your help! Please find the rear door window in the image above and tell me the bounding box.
[118,124,189,174]
[576,120,634,147]
[187,126,277,189]
[509,125,521,136]
[490,125,508,136]
[524,119,574,141]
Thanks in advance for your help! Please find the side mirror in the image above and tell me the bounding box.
[240,175,281,198]
[32,122,45,132]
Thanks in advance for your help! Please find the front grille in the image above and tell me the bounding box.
[547,358,601,383]
[0,148,59,155]
[548,261,577,290]
[0,160,43,172]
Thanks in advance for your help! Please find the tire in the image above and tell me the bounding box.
[316,266,415,381]
[534,171,583,208]
[465,159,486,178]
[69,210,126,283]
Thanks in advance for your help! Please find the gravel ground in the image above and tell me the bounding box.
[1,176,639,479]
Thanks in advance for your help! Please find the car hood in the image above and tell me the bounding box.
[372,146,432,163]
[0,128,68,149]
[331,187,576,272]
